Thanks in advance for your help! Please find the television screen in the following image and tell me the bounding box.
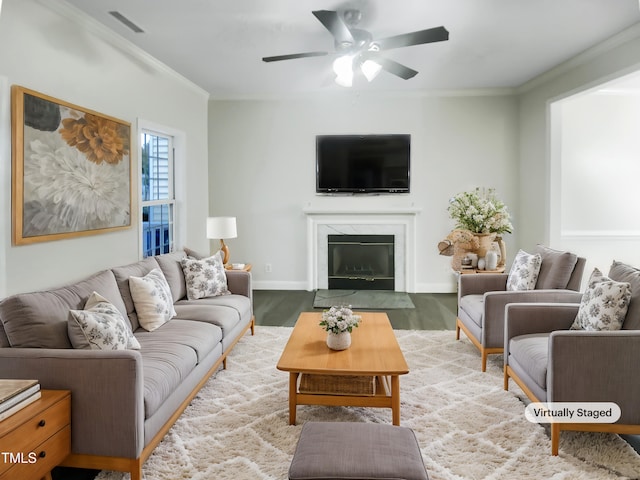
[316,134,410,194]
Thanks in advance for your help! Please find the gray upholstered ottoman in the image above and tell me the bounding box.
[289,422,429,480]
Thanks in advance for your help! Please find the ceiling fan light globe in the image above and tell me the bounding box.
[333,55,353,77]
[334,72,353,87]
[361,59,382,82]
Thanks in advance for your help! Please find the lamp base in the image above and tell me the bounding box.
[220,239,230,265]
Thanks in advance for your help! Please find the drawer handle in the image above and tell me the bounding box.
[38,419,46,427]
[39,451,46,458]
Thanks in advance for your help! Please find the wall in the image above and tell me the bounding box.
[518,24,640,279]
[208,92,519,292]
[0,0,210,296]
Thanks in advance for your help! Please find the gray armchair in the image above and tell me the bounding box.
[503,260,640,455]
[456,245,585,371]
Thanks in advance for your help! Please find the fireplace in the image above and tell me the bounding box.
[328,234,395,290]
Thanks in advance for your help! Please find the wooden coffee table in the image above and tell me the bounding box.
[276,311,409,425]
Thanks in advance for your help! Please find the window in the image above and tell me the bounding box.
[140,130,175,257]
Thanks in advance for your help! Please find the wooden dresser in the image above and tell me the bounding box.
[0,390,71,480]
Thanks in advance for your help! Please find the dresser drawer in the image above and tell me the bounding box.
[0,390,71,479]
[0,393,70,454]
[0,424,71,480]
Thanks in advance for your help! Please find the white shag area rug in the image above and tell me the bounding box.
[97,327,640,480]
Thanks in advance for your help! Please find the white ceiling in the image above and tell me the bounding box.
[63,0,640,98]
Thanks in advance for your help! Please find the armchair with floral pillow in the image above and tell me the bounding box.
[456,245,586,371]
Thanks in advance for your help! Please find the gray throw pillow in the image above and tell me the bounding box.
[608,261,640,330]
[534,245,578,289]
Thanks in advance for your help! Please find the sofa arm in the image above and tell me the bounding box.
[483,290,583,347]
[0,348,145,459]
[225,270,252,298]
[458,274,508,300]
[504,303,580,363]
[548,330,640,424]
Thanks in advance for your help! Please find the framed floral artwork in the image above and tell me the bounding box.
[11,85,131,245]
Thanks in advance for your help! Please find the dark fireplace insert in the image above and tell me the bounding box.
[327,234,395,290]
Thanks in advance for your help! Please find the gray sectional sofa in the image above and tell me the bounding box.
[0,250,254,480]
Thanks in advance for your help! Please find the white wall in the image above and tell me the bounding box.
[209,92,519,292]
[518,24,640,281]
[0,0,210,296]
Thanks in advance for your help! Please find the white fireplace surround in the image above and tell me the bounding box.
[304,207,421,292]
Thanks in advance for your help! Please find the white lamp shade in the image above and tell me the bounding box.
[206,217,237,239]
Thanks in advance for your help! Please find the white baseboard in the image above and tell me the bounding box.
[414,282,457,294]
[253,280,309,291]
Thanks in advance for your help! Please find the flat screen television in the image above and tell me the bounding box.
[316,134,411,194]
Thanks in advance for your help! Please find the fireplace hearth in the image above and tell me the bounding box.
[328,234,395,290]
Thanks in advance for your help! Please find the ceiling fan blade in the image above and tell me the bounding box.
[262,51,328,62]
[373,56,418,80]
[375,26,449,51]
[312,10,355,46]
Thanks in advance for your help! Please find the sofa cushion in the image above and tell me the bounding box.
[129,268,177,332]
[570,268,630,331]
[137,338,197,418]
[68,292,141,350]
[111,257,160,331]
[509,333,550,391]
[0,270,124,348]
[181,251,230,300]
[179,294,252,321]
[507,250,542,291]
[534,245,578,290]
[173,303,241,338]
[135,319,221,418]
[457,294,484,328]
[609,261,640,330]
[154,250,188,302]
[134,319,221,364]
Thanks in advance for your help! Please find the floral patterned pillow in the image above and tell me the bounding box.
[571,268,631,331]
[181,251,230,300]
[129,268,176,331]
[506,249,542,291]
[69,292,141,350]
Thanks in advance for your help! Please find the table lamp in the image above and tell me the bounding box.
[206,217,237,265]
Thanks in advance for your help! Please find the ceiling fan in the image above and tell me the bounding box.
[262,9,449,87]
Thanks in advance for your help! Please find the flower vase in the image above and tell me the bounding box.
[496,236,506,268]
[326,331,351,351]
[474,233,496,258]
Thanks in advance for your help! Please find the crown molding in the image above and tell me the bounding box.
[41,0,209,100]
[516,22,640,95]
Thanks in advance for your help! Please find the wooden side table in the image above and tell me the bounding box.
[0,390,71,480]
[225,263,252,272]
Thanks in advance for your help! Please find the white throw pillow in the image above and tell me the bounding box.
[69,292,141,350]
[506,249,542,291]
[181,250,230,300]
[129,268,176,331]
[571,268,631,331]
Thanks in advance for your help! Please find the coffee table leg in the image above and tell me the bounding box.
[289,372,298,425]
[391,375,400,426]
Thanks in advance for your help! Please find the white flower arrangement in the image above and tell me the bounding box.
[447,187,513,234]
[319,306,361,334]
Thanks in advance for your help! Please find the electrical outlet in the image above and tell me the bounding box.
[265,263,272,273]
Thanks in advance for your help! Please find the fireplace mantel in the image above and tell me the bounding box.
[303,206,421,216]
[304,206,421,292]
